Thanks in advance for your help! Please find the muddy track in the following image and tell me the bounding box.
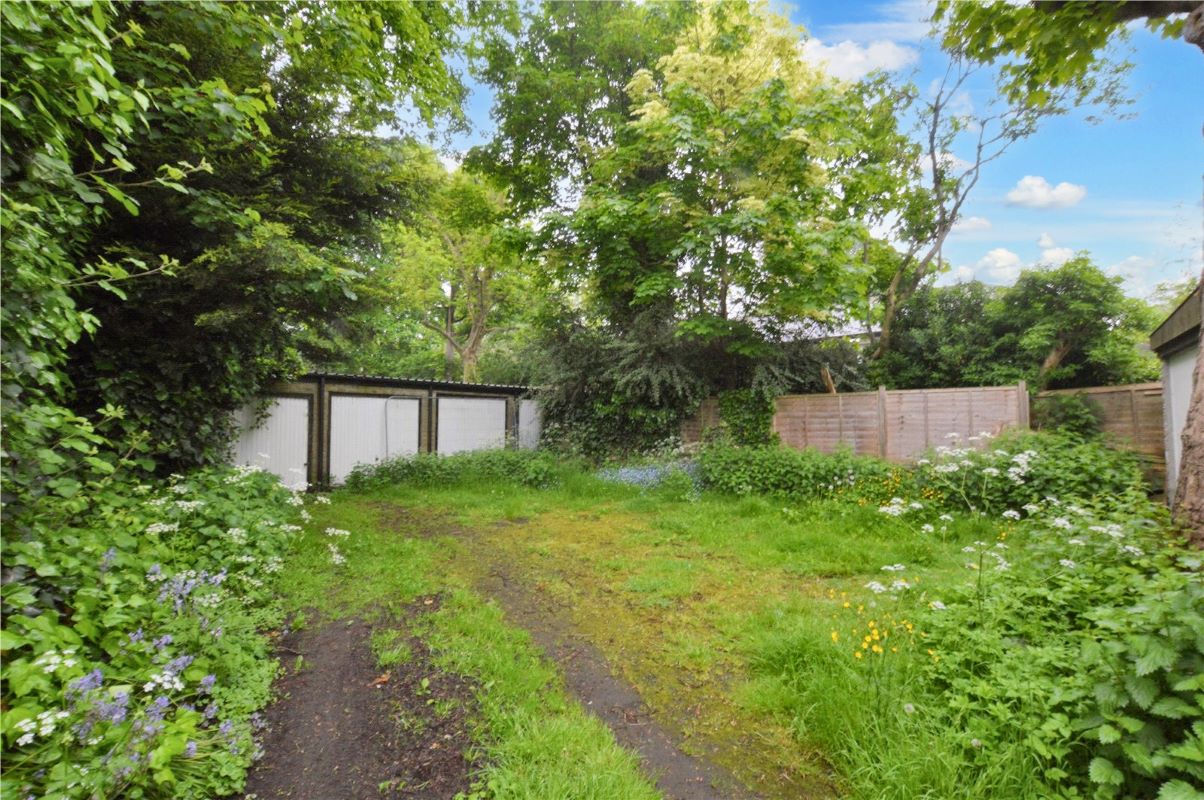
[242,604,479,800]
[382,504,760,800]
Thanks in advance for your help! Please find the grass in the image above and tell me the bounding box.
[274,496,661,800]
[316,467,1015,799]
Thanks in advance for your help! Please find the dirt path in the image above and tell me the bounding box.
[242,606,479,800]
[377,505,760,800]
[472,558,760,800]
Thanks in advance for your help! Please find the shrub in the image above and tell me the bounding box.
[697,443,899,501]
[1,465,306,799]
[344,448,565,490]
[914,430,1145,516]
[1032,393,1103,440]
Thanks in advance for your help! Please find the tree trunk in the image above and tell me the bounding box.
[1037,339,1072,387]
[1173,315,1204,544]
[442,304,457,380]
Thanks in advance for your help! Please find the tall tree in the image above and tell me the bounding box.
[382,169,531,382]
[466,0,695,214]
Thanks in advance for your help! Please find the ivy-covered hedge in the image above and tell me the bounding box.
[2,466,307,799]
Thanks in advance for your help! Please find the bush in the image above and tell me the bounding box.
[913,430,1145,516]
[344,448,565,490]
[1032,393,1103,439]
[697,443,899,501]
[1,465,306,799]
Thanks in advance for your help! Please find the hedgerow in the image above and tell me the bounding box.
[345,448,566,491]
[1,465,312,799]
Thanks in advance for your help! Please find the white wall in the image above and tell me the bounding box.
[1163,343,1199,502]
[232,397,309,490]
[437,397,507,454]
[328,395,420,484]
[518,398,542,449]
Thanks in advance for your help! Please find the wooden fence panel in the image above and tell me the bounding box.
[1037,383,1165,488]
[685,383,1029,462]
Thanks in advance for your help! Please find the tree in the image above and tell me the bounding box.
[934,1,1203,111]
[466,0,695,214]
[381,169,531,382]
[555,0,897,348]
[1,0,471,489]
[871,259,1159,391]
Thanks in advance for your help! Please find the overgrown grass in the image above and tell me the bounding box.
[276,496,660,800]
[333,445,1196,800]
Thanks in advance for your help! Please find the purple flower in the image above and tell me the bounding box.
[96,692,129,724]
[152,634,172,651]
[219,720,234,737]
[128,629,144,644]
[68,668,104,700]
[185,740,197,758]
[165,655,194,676]
[146,563,162,580]
[202,703,217,720]
[209,569,227,586]
[146,695,171,722]
[101,547,117,572]
[199,674,216,693]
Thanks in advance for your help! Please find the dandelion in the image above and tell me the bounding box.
[903,703,916,714]
[971,738,983,749]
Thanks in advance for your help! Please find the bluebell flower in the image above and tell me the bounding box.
[128,628,144,644]
[199,674,216,693]
[185,740,197,758]
[152,634,172,651]
[100,547,117,572]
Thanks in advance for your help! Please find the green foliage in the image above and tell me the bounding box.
[872,259,1160,391]
[1032,393,1104,440]
[344,449,566,492]
[915,503,1202,798]
[914,430,1145,516]
[698,443,897,501]
[933,0,1170,112]
[1,465,307,799]
[716,389,777,447]
[466,0,694,213]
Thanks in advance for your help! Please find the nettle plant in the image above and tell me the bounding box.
[1,466,317,799]
[912,499,1202,798]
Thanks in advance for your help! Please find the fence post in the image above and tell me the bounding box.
[877,385,888,458]
[1018,380,1030,429]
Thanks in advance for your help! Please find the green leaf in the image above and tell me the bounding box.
[1157,780,1204,800]
[1088,757,1123,786]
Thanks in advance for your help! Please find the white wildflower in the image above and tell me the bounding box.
[1002,509,1021,520]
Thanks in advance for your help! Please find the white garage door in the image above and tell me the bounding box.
[232,397,310,490]
[329,395,420,484]
[437,397,507,454]
[518,399,542,449]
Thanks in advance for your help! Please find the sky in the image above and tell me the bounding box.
[437,0,1203,301]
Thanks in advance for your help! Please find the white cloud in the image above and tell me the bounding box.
[976,247,1023,282]
[818,0,932,44]
[1038,247,1075,266]
[953,215,991,233]
[438,152,462,172]
[801,39,919,81]
[1037,232,1056,248]
[1005,176,1087,209]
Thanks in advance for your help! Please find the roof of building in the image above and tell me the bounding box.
[299,372,531,394]
[1150,283,1202,358]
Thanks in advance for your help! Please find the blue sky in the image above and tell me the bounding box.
[439,0,1202,300]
